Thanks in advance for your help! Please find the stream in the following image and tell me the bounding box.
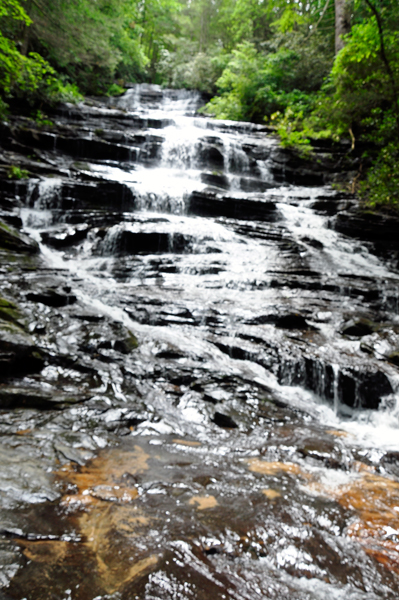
[1,84,399,599]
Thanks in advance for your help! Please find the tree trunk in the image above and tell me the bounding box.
[20,0,33,56]
[334,0,350,54]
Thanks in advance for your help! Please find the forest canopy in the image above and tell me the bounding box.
[0,0,398,205]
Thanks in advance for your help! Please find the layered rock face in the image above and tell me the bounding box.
[1,84,399,599]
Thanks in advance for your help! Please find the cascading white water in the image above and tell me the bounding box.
[9,83,399,600]
[19,84,399,451]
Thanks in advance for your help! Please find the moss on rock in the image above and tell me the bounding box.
[0,220,39,254]
[0,296,25,328]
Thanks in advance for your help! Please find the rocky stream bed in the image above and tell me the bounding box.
[1,85,399,599]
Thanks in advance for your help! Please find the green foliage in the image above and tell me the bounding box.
[0,0,30,22]
[0,0,82,110]
[0,0,151,99]
[138,0,182,78]
[272,95,316,156]
[31,109,53,127]
[106,83,126,97]
[204,42,264,121]
[158,41,226,93]
[195,0,399,208]
[0,97,8,119]
[7,165,29,179]
[322,18,399,137]
[26,0,126,93]
[204,32,332,123]
[1,0,399,209]
[360,143,399,207]
[306,1,399,206]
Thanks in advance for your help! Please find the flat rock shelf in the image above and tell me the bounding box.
[1,84,399,600]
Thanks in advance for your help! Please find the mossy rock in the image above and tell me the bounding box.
[0,320,25,336]
[0,296,25,328]
[111,323,139,354]
[0,220,39,254]
[0,249,37,270]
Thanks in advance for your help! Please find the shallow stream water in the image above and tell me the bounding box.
[2,84,399,599]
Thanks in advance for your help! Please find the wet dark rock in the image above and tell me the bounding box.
[212,411,238,428]
[239,176,274,193]
[26,289,77,307]
[256,398,293,423]
[3,88,399,599]
[268,146,362,188]
[334,208,399,244]
[279,356,393,411]
[29,322,46,334]
[0,386,90,409]
[0,221,39,254]
[212,339,259,362]
[301,236,324,249]
[387,352,399,367]
[0,297,24,327]
[333,207,399,262]
[269,155,325,186]
[40,225,91,248]
[337,368,393,410]
[154,343,186,360]
[79,321,138,356]
[0,211,23,228]
[72,312,105,323]
[248,312,310,329]
[0,297,45,375]
[203,546,222,556]
[381,452,399,477]
[309,192,355,216]
[200,172,229,190]
[298,438,344,469]
[188,190,278,221]
[0,324,44,375]
[27,179,135,213]
[341,318,375,337]
[100,230,194,255]
[14,126,136,162]
[275,314,310,330]
[197,143,224,169]
[113,330,138,354]
[241,142,272,161]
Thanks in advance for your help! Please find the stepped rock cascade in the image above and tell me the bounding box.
[1,83,399,598]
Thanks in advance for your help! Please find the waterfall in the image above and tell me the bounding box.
[6,82,399,600]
